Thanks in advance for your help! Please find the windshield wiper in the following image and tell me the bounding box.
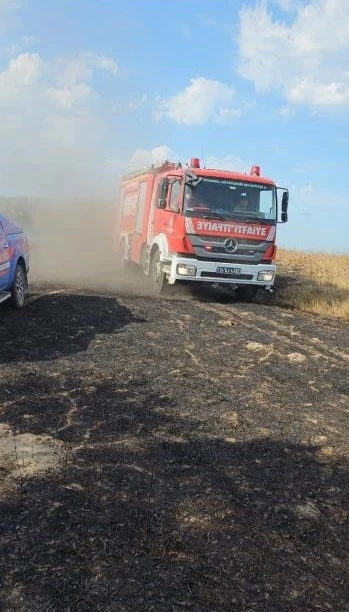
[234,211,259,217]
[200,212,227,220]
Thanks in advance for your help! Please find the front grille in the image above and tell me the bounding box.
[206,246,257,255]
[188,234,270,265]
[200,272,253,280]
[194,255,255,264]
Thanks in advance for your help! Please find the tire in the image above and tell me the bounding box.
[149,249,165,294]
[10,263,27,309]
[235,285,257,302]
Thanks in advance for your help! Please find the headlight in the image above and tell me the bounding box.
[176,264,197,276]
[257,270,274,282]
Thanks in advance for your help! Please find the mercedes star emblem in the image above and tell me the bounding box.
[224,238,238,253]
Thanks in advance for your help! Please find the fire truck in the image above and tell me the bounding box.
[114,157,289,299]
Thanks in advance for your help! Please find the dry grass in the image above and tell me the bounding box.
[274,249,349,319]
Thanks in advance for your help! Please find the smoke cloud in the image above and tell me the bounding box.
[0,46,135,291]
[0,38,177,294]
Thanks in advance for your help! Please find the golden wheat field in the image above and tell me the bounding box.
[274,248,349,319]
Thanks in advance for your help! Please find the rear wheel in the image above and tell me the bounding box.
[10,263,27,309]
[235,285,257,302]
[149,249,165,294]
[116,238,133,274]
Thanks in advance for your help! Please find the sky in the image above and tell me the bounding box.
[0,0,348,253]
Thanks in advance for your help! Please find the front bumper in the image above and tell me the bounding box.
[164,256,276,287]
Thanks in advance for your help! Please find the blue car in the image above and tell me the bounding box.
[0,213,30,309]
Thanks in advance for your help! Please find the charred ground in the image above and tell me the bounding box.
[0,284,348,612]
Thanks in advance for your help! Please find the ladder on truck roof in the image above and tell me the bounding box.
[121,160,181,182]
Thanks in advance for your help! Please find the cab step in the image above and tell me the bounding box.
[0,291,11,304]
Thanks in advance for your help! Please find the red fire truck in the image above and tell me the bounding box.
[114,157,289,299]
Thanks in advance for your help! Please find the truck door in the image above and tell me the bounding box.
[0,221,10,289]
[152,178,182,239]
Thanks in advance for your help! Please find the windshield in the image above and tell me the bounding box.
[183,177,276,224]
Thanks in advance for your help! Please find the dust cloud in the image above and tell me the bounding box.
[0,196,226,301]
[29,198,117,289]
[1,195,152,296]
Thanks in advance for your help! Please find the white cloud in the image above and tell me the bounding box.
[54,52,118,88]
[47,83,92,109]
[0,53,41,101]
[129,145,176,168]
[92,54,118,75]
[288,79,349,106]
[0,50,119,116]
[0,50,119,197]
[126,149,246,174]
[217,107,243,119]
[204,154,245,171]
[270,0,299,9]
[0,51,119,110]
[237,0,349,109]
[104,146,179,179]
[155,77,236,125]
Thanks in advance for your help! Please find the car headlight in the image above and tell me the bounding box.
[257,270,274,282]
[176,264,197,276]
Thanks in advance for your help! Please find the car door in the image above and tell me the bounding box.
[0,221,11,289]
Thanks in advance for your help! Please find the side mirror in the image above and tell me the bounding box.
[156,178,169,209]
[281,191,289,213]
[281,211,288,223]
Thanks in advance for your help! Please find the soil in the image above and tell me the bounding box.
[0,279,348,612]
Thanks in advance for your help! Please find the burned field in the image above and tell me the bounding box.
[0,287,348,612]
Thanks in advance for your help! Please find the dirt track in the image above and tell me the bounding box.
[0,284,348,612]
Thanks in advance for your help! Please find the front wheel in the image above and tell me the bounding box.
[149,250,165,294]
[10,263,27,309]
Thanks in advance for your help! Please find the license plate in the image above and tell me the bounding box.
[216,266,241,275]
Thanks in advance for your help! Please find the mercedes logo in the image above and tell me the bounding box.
[224,238,238,253]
